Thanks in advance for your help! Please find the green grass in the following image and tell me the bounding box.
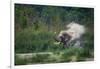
[15,26,94,65]
[15,47,94,65]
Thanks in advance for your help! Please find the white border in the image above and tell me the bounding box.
[12,0,95,8]
[11,1,14,69]
[11,0,96,69]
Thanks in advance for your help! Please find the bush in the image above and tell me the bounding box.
[15,27,61,53]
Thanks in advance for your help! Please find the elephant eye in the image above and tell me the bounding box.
[60,36,64,40]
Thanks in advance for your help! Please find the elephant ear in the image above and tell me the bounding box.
[68,31,74,36]
[70,32,74,34]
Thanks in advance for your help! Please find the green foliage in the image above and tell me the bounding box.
[15,55,28,65]
[15,4,94,65]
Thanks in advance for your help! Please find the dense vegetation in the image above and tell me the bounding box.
[15,4,94,65]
